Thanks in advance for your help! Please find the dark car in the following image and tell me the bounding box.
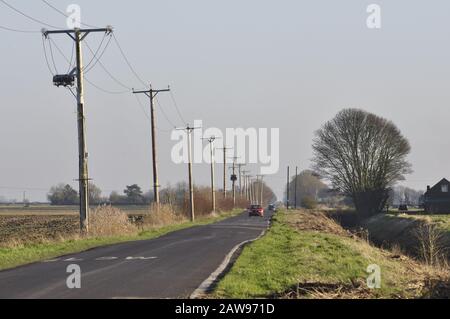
[268,204,277,212]
[248,204,264,217]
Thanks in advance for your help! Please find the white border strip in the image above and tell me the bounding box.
[190,229,267,299]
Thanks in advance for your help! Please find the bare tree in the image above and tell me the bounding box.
[312,109,412,217]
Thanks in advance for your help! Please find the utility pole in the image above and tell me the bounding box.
[286,166,290,210]
[43,26,113,234]
[241,170,250,201]
[237,164,246,196]
[250,178,256,204]
[247,175,252,201]
[248,178,252,203]
[229,157,239,207]
[218,146,232,198]
[245,175,250,201]
[177,125,201,221]
[133,86,171,206]
[203,136,220,212]
[294,167,298,209]
[242,175,247,201]
[257,175,265,207]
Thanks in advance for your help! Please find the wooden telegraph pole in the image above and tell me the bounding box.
[203,136,220,212]
[218,146,232,198]
[177,125,201,221]
[294,166,298,209]
[229,157,239,207]
[133,86,171,205]
[43,26,113,234]
[286,166,290,210]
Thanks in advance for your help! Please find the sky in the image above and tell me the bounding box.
[1,0,450,201]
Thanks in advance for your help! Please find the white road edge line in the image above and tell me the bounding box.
[190,229,267,299]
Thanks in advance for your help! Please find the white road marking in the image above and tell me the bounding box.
[125,257,158,260]
[95,257,119,261]
[64,258,83,262]
[41,256,158,263]
[42,259,60,263]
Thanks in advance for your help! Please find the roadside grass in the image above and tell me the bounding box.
[420,215,450,233]
[213,211,447,299]
[0,209,242,271]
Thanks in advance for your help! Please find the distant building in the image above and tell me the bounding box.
[424,178,450,214]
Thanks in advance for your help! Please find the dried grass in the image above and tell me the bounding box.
[286,209,351,237]
[413,222,448,268]
[142,204,187,228]
[89,205,137,237]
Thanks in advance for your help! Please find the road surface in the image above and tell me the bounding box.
[0,211,273,299]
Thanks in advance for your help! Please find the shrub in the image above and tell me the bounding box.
[301,196,318,209]
[89,206,137,237]
[143,204,186,228]
[413,222,448,267]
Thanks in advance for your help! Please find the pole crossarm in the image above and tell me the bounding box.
[133,87,170,98]
[42,26,113,37]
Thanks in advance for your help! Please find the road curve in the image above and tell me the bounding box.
[0,211,273,299]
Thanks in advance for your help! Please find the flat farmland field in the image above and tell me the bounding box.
[0,205,151,243]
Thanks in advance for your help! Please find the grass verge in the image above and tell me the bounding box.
[213,210,449,299]
[0,209,242,271]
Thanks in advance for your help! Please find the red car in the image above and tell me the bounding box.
[248,204,264,217]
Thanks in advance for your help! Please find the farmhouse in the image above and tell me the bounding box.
[424,178,450,214]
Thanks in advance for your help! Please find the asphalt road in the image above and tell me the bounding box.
[0,211,273,299]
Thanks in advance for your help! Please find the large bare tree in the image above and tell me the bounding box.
[312,109,412,217]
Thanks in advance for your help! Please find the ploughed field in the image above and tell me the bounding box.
[0,214,78,243]
[0,205,149,243]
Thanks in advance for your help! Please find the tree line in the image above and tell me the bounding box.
[47,182,277,210]
[47,183,153,206]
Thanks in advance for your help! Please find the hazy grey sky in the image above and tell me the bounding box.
[1,0,450,201]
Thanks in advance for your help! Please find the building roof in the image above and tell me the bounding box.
[425,178,450,198]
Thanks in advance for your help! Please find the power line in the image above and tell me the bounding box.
[134,94,151,121]
[84,77,129,95]
[84,38,131,90]
[83,33,109,73]
[67,41,75,73]
[0,24,40,33]
[0,0,61,29]
[46,35,129,95]
[112,33,147,87]
[41,36,55,76]
[39,0,99,28]
[47,37,60,74]
[155,96,178,128]
[134,94,171,133]
[169,89,187,125]
[39,0,67,17]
